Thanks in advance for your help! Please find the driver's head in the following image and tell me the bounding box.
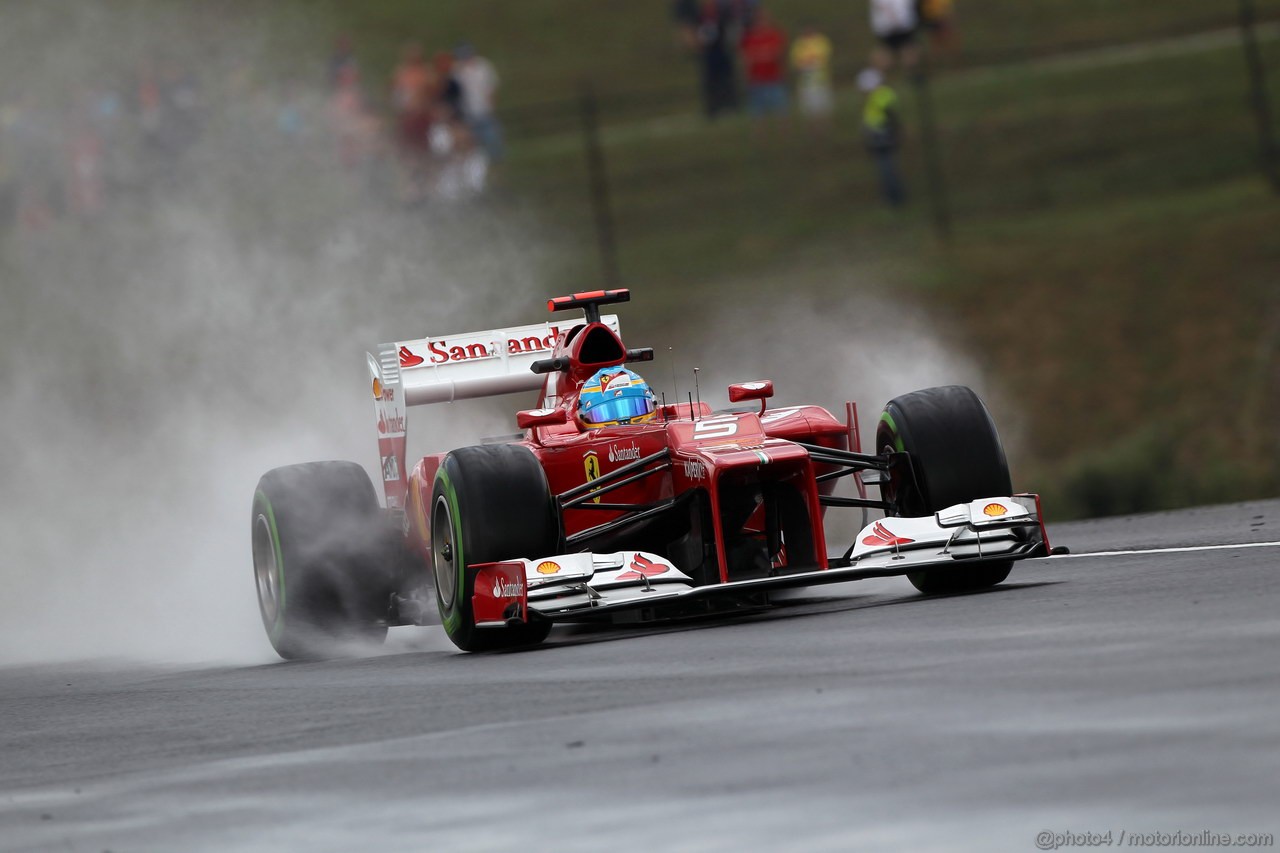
[577,367,658,428]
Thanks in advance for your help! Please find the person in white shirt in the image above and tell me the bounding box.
[453,43,503,162]
[869,0,920,71]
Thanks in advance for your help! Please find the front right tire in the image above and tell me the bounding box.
[876,385,1015,595]
[251,461,396,659]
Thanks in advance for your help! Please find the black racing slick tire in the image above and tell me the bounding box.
[251,461,394,659]
[431,445,557,652]
[876,385,1014,595]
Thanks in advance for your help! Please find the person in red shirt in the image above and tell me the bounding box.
[391,42,436,154]
[740,8,788,117]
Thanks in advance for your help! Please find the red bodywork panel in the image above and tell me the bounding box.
[405,314,855,584]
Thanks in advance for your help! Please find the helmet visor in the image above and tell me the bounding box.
[582,394,654,425]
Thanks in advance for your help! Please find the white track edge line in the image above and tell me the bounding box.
[1050,541,1280,559]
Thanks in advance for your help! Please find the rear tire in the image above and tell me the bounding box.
[431,445,557,651]
[251,461,395,659]
[877,385,1014,594]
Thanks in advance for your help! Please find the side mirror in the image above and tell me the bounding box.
[728,380,774,414]
[517,407,569,430]
[728,380,773,402]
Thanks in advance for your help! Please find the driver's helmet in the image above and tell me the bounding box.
[577,367,658,428]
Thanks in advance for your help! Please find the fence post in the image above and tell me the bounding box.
[911,65,953,241]
[579,82,622,286]
[1238,0,1280,195]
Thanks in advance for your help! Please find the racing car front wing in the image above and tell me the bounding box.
[469,495,1048,626]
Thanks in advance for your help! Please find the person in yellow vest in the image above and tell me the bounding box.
[858,68,905,207]
[790,23,833,121]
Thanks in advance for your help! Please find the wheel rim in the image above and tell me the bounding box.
[432,494,458,608]
[252,513,280,626]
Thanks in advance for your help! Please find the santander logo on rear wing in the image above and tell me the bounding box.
[365,315,620,508]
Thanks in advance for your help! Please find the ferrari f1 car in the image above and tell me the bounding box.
[251,289,1049,658]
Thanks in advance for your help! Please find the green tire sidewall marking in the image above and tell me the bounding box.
[878,411,905,452]
[433,465,466,636]
[254,489,288,643]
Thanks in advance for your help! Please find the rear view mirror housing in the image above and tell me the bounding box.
[517,407,569,430]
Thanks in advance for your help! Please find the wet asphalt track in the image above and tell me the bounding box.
[3,501,1279,852]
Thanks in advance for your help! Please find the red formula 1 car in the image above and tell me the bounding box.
[250,289,1049,658]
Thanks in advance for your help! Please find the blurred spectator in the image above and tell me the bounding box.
[327,35,358,92]
[88,85,126,193]
[131,58,204,183]
[693,0,747,119]
[433,51,463,122]
[858,68,905,207]
[392,43,436,154]
[136,61,164,150]
[67,100,105,219]
[790,22,833,121]
[162,64,202,154]
[869,0,919,72]
[453,43,502,163]
[9,95,59,232]
[672,0,701,52]
[329,60,369,170]
[276,83,306,142]
[430,101,488,200]
[391,42,436,202]
[740,8,788,119]
[917,0,958,57]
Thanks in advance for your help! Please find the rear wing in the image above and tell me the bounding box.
[366,315,620,508]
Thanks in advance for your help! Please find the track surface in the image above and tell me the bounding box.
[3,501,1279,852]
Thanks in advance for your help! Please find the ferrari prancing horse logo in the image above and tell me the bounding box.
[583,450,602,504]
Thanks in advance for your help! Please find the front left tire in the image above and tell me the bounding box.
[431,444,557,652]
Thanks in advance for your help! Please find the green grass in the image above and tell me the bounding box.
[501,33,1278,284]
[317,0,1279,112]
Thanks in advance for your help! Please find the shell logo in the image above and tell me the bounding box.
[372,378,383,400]
[536,561,561,575]
[983,503,1008,517]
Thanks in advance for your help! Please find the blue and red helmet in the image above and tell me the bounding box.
[577,367,657,428]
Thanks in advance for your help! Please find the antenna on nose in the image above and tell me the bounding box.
[668,346,678,416]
